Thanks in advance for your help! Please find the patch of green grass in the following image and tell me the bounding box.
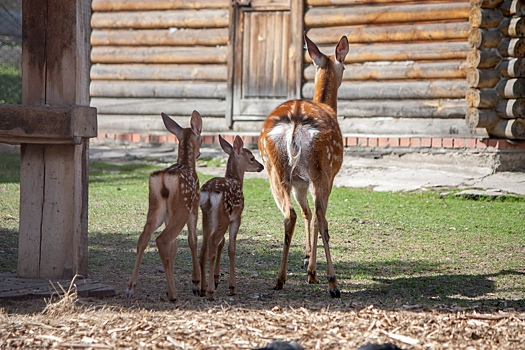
[1,154,524,310]
[0,64,22,104]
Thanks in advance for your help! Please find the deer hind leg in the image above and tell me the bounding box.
[156,218,187,302]
[207,223,228,300]
[227,217,241,296]
[292,184,313,271]
[199,208,212,297]
[126,198,166,298]
[311,186,340,298]
[214,237,225,290]
[187,204,200,296]
[269,169,296,290]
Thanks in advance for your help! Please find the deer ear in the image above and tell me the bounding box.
[161,112,183,140]
[190,110,202,136]
[335,36,349,64]
[218,135,233,155]
[233,135,243,155]
[304,33,325,68]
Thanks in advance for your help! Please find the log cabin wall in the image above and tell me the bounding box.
[304,0,481,139]
[90,0,232,134]
[466,0,525,140]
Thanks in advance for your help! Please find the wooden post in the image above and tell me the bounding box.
[17,0,94,279]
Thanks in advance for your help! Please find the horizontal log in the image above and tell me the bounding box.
[488,118,525,139]
[307,22,469,44]
[90,81,227,98]
[466,68,500,88]
[91,10,229,29]
[496,78,525,98]
[498,17,525,38]
[465,88,500,108]
[304,60,468,81]
[337,116,479,138]
[465,107,499,128]
[303,80,467,100]
[466,48,501,68]
[91,46,228,64]
[468,28,502,49]
[500,0,525,17]
[91,97,226,116]
[470,0,504,8]
[336,99,467,119]
[90,64,228,81]
[97,115,230,134]
[469,7,504,29]
[91,28,228,46]
[498,38,525,57]
[497,58,525,78]
[306,0,435,5]
[0,105,97,144]
[313,42,469,63]
[497,98,525,118]
[305,3,470,28]
[92,0,229,11]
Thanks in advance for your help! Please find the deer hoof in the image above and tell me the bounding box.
[207,291,215,301]
[273,278,285,290]
[329,287,341,298]
[124,288,133,299]
[192,286,200,297]
[199,289,207,297]
[229,286,236,296]
[307,270,318,284]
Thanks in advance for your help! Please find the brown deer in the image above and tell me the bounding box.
[258,34,349,298]
[199,135,264,300]
[126,111,203,302]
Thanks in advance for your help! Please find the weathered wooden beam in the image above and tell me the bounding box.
[90,64,227,81]
[90,81,227,99]
[305,2,470,28]
[497,98,525,118]
[469,7,504,29]
[470,0,504,9]
[92,0,229,11]
[467,68,500,88]
[307,22,469,44]
[91,46,228,64]
[497,57,525,77]
[305,60,467,81]
[466,48,501,68]
[468,28,502,49]
[91,10,229,29]
[97,115,230,133]
[466,107,500,128]
[488,118,525,139]
[498,17,525,37]
[0,105,97,144]
[466,88,500,108]
[91,28,228,46]
[497,78,525,98]
[498,38,525,57]
[500,0,525,17]
[306,0,426,5]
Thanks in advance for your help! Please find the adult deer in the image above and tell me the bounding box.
[258,34,349,297]
[199,135,264,300]
[126,111,203,302]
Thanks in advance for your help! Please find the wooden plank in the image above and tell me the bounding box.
[97,115,230,133]
[308,22,470,44]
[91,46,228,64]
[91,10,229,29]
[466,48,501,69]
[469,7,504,29]
[466,107,499,128]
[468,28,502,49]
[305,60,468,81]
[497,98,525,119]
[91,97,227,116]
[498,38,525,58]
[303,80,468,100]
[307,0,454,5]
[0,105,97,142]
[466,88,500,108]
[305,2,470,28]
[92,0,229,11]
[337,99,467,118]
[466,68,500,88]
[90,64,228,81]
[90,81,227,98]
[290,0,305,99]
[499,17,525,38]
[489,118,525,139]
[311,42,470,63]
[91,28,228,46]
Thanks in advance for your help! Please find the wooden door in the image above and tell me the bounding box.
[227,0,303,126]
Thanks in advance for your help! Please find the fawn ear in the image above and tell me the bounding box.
[335,36,349,64]
[190,110,203,136]
[218,135,233,155]
[161,112,183,140]
[304,33,325,68]
[233,135,243,155]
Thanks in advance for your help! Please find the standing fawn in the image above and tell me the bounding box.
[199,135,264,300]
[258,34,349,297]
[126,111,203,302]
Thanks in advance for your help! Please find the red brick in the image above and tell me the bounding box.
[357,137,368,147]
[378,138,389,147]
[442,138,454,148]
[420,138,431,147]
[399,138,410,147]
[368,138,378,147]
[410,138,420,147]
[465,138,476,148]
[431,138,442,148]
[389,138,400,147]
[345,137,358,147]
[131,134,141,142]
[453,138,464,148]
[476,139,488,148]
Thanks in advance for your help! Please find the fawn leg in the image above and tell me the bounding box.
[187,206,200,296]
[156,219,186,302]
[292,185,313,270]
[227,218,241,295]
